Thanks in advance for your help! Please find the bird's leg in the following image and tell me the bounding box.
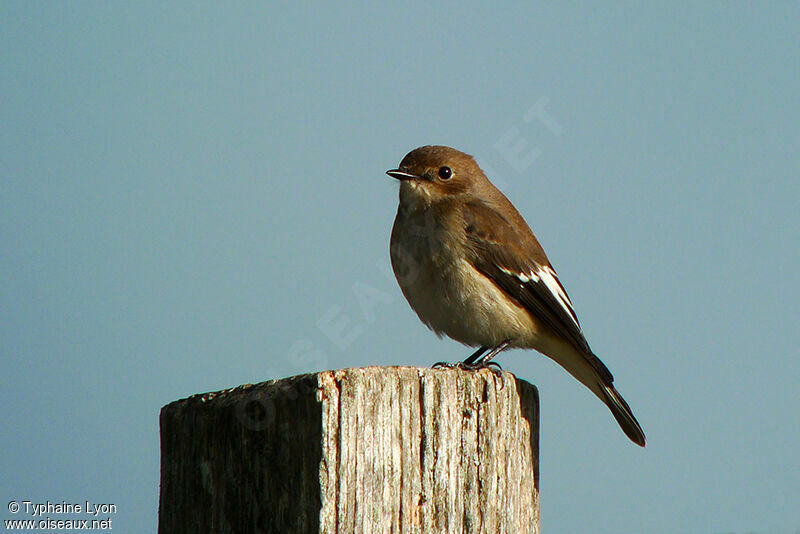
[433,344,507,386]
[433,346,488,369]
[457,341,510,371]
[439,342,510,370]
[462,346,490,366]
[472,340,511,367]
[455,341,510,385]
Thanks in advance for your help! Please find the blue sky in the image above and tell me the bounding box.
[2,3,799,533]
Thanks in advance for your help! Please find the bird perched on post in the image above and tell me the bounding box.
[387,145,646,446]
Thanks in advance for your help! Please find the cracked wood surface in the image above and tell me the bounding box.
[159,366,539,534]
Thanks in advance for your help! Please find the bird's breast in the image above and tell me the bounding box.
[390,206,541,347]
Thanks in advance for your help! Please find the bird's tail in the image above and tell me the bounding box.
[541,340,646,446]
[600,384,646,447]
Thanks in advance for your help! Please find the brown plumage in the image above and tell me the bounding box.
[387,145,646,446]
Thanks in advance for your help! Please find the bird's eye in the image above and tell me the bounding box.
[438,166,453,180]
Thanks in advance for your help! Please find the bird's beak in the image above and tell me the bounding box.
[386,169,420,181]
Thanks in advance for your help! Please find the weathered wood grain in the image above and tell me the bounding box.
[159,366,539,534]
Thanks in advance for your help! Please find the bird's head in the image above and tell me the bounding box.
[387,145,486,208]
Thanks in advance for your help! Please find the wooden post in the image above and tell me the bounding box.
[158,366,539,534]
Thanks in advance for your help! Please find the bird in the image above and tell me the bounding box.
[386,145,646,446]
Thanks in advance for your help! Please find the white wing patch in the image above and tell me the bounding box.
[499,267,540,284]
[536,266,581,329]
[497,264,580,329]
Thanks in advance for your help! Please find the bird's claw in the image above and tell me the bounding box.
[481,362,506,387]
[430,360,505,386]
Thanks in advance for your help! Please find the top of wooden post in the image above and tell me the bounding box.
[159,366,540,534]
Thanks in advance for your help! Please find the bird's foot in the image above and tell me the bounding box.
[432,360,501,370]
[431,359,505,385]
[474,360,505,386]
[460,360,502,371]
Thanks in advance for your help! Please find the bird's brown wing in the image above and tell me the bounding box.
[461,199,614,384]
